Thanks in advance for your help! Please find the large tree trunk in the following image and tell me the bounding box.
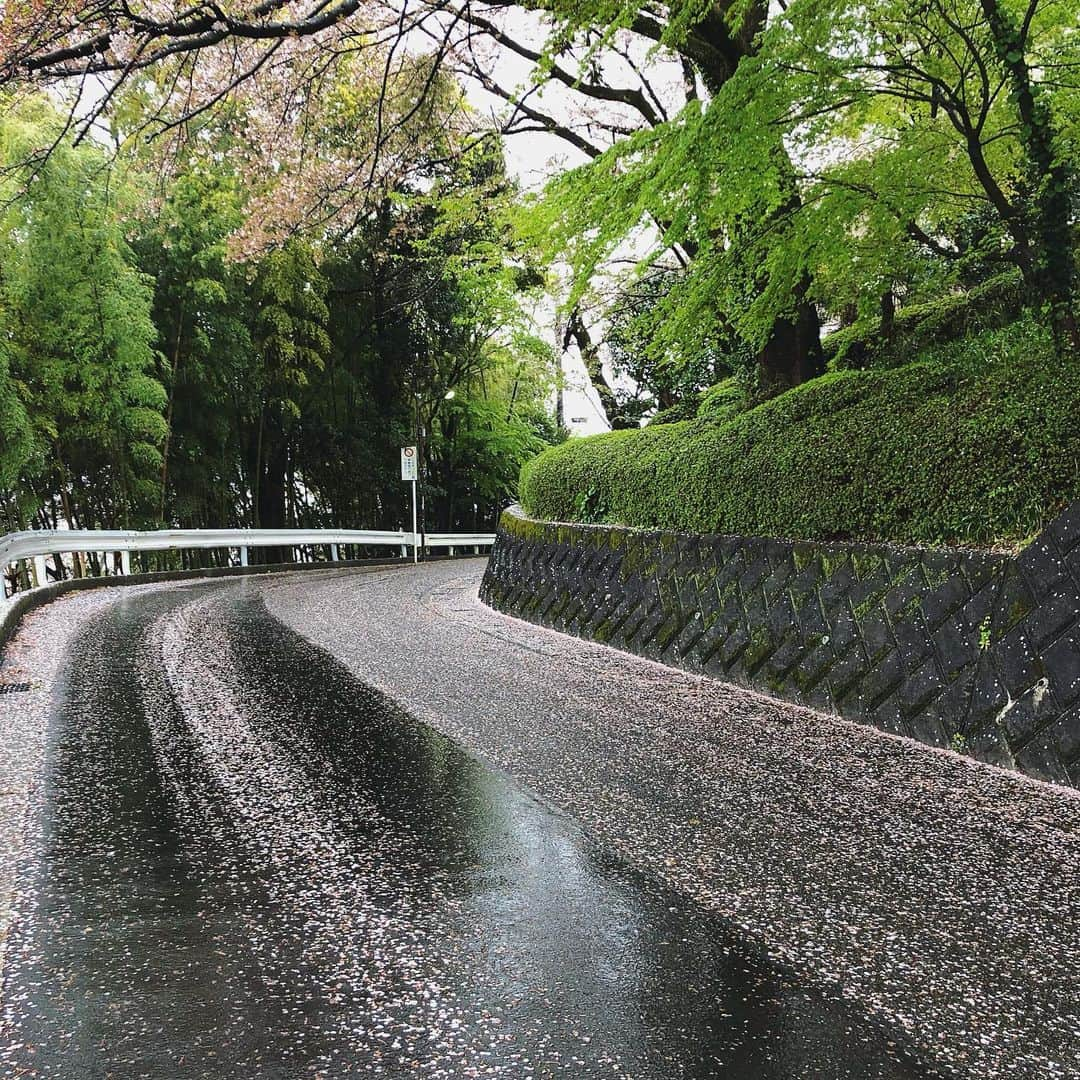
[980,0,1077,348]
[680,0,829,395]
[756,286,824,396]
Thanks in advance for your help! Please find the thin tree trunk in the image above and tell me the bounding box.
[159,298,185,523]
[253,405,265,529]
[565,308,626,426]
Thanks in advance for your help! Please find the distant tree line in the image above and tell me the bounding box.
[0,96,556,541]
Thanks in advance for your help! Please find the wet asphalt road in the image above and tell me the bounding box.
[261,562,1080,1080]
[0,581,933,1079]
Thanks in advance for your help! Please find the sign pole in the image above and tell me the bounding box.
[411,477,418,563]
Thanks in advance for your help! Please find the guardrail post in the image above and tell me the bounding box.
[239,546,249,568]
[330,543,339,562]
[32,555,47,587]
[120,550,132,576]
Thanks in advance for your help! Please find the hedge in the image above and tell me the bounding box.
[696,377,749,423]
[519,319,1080,547]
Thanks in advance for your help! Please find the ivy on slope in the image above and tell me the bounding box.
[822,272,1025,373]
[519,319,1080,548]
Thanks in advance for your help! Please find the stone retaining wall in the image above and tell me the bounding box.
[480,505,1080,787]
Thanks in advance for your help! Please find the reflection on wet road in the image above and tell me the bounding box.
[0,582,935,1078]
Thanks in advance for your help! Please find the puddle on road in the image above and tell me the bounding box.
[0,585,937,1079]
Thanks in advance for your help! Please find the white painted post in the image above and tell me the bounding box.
[448,545,455,557]
[330,543,339,562]
[239,546,249,568]
[32,555,47,588]
[120,550,132,576]
[400,543,407,559]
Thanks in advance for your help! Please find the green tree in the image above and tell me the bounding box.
[597,269,746,426]
[248,241,331,530]
[132,162,255,526]
[0,96,165,532]
[295,138,557,533]
[723,0,1080,343]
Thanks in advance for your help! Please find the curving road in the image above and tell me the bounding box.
[0,563,1077,1078]
[0,574,930,1080]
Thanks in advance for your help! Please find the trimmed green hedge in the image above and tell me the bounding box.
[696,377,749,423]
[520,319,1080,547]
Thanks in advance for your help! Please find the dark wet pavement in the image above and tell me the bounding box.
[0,581,935,1078]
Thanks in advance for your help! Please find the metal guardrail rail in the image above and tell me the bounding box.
[1,527,496,600]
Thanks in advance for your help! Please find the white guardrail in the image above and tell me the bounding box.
[1,528,496,601]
